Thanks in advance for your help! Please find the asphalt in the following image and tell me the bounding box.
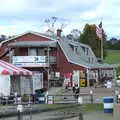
[65,111,113,120]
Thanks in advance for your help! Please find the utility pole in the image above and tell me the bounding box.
[47,47,50,89]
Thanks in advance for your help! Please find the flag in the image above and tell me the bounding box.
[96,22,103,40]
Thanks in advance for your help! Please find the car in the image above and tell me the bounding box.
[112,78,120,87]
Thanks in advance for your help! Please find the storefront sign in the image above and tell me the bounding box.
[12,56,47,67]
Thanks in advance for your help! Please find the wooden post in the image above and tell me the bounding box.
[17,111,23,120]
[79,112,83,120]
[90,90,93,104]
[101,37,103,61]
[86,69,89,87]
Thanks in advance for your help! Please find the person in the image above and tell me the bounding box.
[75,84,79,94]
[75,84,79,99]
[72,86,75,93]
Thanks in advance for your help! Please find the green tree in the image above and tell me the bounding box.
[78,24,107,59]
[66,29,81,41]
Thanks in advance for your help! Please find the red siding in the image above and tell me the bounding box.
[15,33,52,42]
[0,33,53,59]
[14,48,28,56]
[55,48,86,77]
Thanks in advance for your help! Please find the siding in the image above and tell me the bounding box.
[15,33,52,42]
[56,48,86,77]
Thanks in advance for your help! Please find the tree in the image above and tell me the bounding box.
[0,35,7,42]
[66,29,81,41]
[106,38,120,50]
[78,24,107,59]
[44,16,68,35]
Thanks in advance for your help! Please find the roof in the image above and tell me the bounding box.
[8,41,57,48]
[0,31,56,46]
[57,37,117,69]
[0,60,33,75]
[0,31,117,69]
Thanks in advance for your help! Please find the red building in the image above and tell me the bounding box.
[0,30,117,90]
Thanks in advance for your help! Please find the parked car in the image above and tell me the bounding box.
[112,78,120,87]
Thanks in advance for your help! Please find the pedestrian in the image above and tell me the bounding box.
[73,86,75,93]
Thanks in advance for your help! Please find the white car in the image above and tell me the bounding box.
[112,79,120,87]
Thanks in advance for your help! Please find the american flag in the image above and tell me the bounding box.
[96,22,103,40]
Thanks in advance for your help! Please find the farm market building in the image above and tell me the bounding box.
[0,30,116,90]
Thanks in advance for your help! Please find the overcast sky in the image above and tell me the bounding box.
[0,0,120,39]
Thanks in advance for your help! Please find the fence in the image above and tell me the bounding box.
[47,93,94,104]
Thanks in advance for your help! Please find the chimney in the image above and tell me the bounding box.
[57,29,62,38]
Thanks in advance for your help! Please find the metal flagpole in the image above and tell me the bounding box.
[101,37,103,61]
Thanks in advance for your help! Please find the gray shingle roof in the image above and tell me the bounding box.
[57,37,117,69]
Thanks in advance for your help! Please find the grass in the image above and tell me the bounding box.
[0,103,103,112]
[104,49,120,74]
[104,50,120,64]
[84,103,103,112]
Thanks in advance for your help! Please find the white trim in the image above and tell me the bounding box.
[69,60,89,69]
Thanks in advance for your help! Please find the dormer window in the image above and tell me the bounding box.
[81,46,85,52]
[69,43,78,53]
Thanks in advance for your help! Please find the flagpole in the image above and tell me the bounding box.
[101,37,103,61]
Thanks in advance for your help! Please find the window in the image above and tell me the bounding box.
[38,48,45,56]
[28,48,37,56]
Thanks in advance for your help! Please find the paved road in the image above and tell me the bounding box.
[0,111,113,120]
[65,111,113,120]
[49,87,116,103]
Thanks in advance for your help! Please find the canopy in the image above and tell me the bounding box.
[0,60,33,76]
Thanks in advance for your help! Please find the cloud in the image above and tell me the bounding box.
[0,21,44,36]
[0,0,120,38]
[0,0,27,14]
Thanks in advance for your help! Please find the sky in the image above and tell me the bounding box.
[0,0,120,39]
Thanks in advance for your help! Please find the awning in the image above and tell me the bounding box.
[0,60,33,76]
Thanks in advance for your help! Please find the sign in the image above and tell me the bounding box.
[73,71,80,87]
[47,96,53,104]
[55,72,60,78]
[32,73,43,94]
[13,56,46,63]
[12,56,47,67]
[64,73,72,87]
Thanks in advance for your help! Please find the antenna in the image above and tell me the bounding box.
[44,16,68,34]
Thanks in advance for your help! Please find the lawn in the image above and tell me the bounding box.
[104,50,120,64]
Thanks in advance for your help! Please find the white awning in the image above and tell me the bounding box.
[0,60,33,76]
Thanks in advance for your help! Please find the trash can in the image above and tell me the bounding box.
[38,94,45,104]
[35,89,45,104]
[103,97,114,113]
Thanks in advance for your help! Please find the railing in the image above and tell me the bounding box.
[47,93,94,104]
[12,56,57,67]
[47,56,57,64]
